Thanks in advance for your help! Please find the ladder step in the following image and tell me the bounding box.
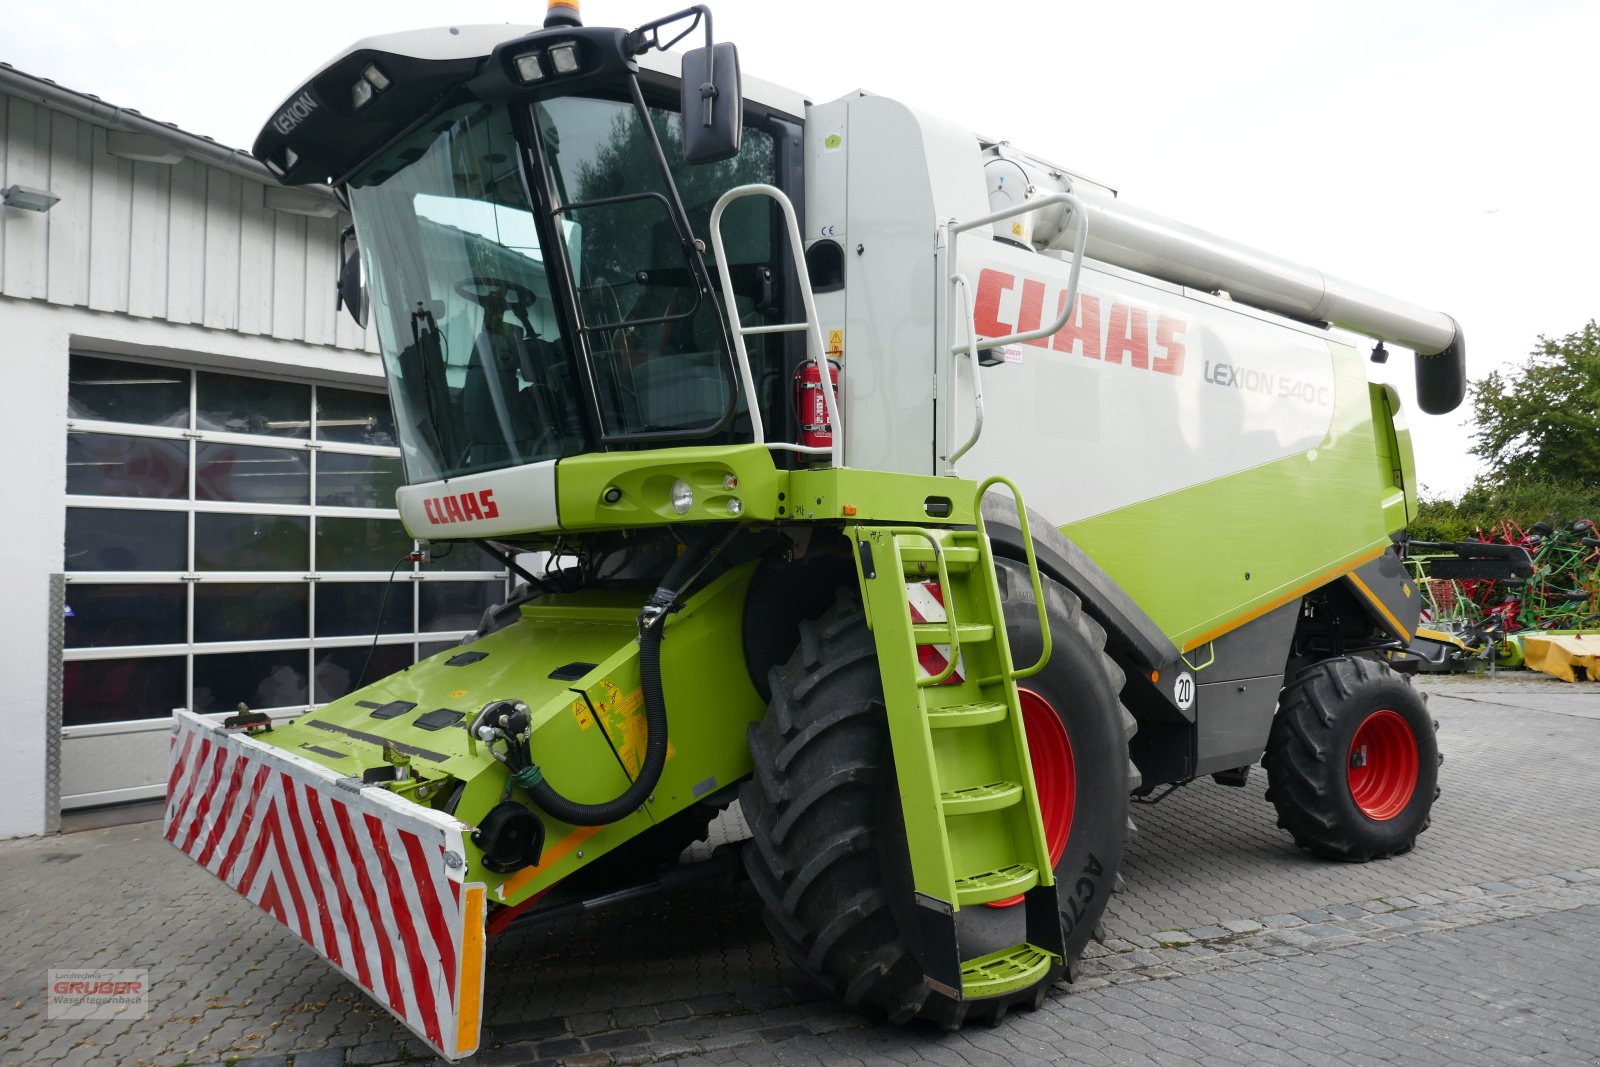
[912,622,993,645]
[954,864,1039,906]
[961,942,1058,1000]
[926,700,1009,729]
[940,780,1024,816]
[897,544,981,569]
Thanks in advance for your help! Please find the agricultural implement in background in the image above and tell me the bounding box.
[167,3,1465,1056]
[1401,521,1600,674]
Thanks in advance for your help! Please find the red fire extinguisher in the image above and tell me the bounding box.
[794,357,841,452]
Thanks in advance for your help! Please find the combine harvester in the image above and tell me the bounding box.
[167,3,1466,1056]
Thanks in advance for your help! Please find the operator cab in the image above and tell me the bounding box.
[254,4,806,485]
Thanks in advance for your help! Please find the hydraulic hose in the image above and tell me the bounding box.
[519,531,723,826]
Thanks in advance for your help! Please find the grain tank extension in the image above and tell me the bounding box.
[165,4,1455,1056]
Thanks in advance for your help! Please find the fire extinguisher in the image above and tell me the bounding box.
[793,357,841,453]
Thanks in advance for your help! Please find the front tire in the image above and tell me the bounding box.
[739,562,1134,1026]
[1264,656,1440,862]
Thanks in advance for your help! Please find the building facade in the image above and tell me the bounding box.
[0,66,504,838]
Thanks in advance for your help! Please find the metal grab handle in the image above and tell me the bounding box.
[945,272,985,471]
[883,527,963,688]
[975,475,1052,681]
[947,191,1089,355]
[708,183,843,467]
[940,192,1089,475]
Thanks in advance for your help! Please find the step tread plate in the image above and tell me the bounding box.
[954,863,1039,906]
[940,779,1024,815]
[925,700,1009,729]
[960,942,1058,1000]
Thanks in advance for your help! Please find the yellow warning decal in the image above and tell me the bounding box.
[827,329,843,356]
[570,698,594,730]
[599,685,675,775]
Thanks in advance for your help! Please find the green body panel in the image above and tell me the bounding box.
[1061,341,1399,651]
[556,444,788,529]
[1369,382,1415,530]
[789,468,977,524]
[254,563,764,905]
[548,446,983,533]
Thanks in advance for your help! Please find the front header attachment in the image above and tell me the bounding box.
[165,710,488,1061]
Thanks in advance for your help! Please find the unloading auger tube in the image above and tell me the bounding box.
[469,529,726,826]
[1040,187,1467,414]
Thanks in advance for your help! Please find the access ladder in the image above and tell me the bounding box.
[850,477,1064,1001]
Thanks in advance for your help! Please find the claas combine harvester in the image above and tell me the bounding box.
[166,3,1467,1056]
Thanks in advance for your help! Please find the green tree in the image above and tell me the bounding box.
[1470,320,1600,486]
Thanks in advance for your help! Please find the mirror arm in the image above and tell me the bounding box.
[625,5,718,127]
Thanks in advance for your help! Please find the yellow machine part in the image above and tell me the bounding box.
[1521,634,1600,683]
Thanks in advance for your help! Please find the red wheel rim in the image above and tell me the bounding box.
[1346,709,1419,821]
[985,687,1076,908]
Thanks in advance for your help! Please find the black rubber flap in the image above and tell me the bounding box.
[415,708,464,732]
[367,700,417,720]
[548,661,597,681]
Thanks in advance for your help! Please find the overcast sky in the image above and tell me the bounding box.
[9,0,1597,496]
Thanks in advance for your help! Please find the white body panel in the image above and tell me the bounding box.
[950,243,1338,524]
[396,459,559,539]
[810,94,989,474]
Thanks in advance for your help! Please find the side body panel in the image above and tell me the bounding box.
[950,242,1395,653]
[803,96,1408,661]
[804,93,991,475]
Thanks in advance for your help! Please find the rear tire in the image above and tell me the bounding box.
[739,563,1133,1025]
[1264,656,1440,862]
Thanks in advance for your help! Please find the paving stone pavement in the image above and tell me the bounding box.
[1,672,1596,1066]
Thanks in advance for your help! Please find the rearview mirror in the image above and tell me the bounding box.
[680,43,742,164]
[336,225,368,328]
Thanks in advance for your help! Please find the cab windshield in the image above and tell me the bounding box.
[348,92,782,485]
[534,95,775,441]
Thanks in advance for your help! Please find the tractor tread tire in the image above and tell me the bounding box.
[1263,655,1440,863]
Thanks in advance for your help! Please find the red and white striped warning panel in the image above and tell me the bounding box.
[907,580,965,684]
[164,709,488,1061]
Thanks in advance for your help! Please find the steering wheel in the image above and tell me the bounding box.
[454,276,539,311]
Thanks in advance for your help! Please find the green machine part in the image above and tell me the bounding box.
[254,562,767,906]
[848,478,1065,1001]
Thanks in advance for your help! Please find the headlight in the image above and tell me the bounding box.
[670,479,693,515]
[513,51,546,82]
[548,42,581,74]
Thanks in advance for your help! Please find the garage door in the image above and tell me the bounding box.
[61,352,507,808]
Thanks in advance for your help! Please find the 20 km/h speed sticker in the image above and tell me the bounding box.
[1173,671,1195,711]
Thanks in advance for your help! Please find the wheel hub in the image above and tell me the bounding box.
[1346,708,1419,821]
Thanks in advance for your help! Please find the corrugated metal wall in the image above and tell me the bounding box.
[0,94,375,353]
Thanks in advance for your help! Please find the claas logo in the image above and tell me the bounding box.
[423,489,500,525]
[975,268,1186,376]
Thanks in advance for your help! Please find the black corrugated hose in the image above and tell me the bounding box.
[520,530,723,826]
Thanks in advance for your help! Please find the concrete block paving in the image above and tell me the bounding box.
[2,674,1598,1065]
